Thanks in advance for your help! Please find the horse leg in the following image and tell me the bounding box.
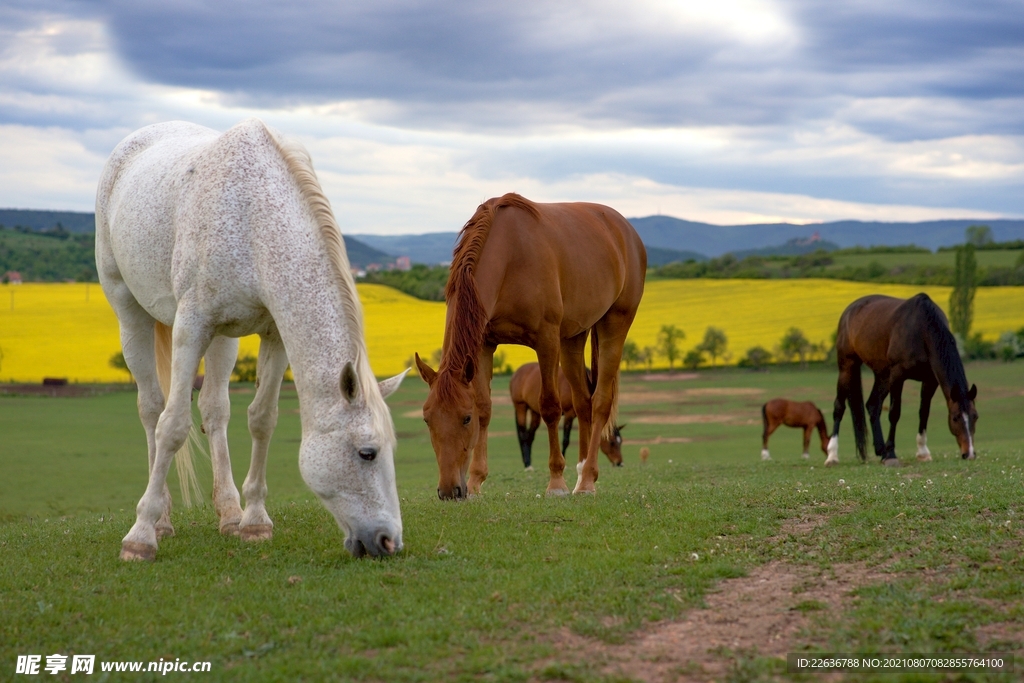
[239,330,289,541]
[560,332,593,480]
[916,377,938,461]
[536,332,568,495]
[121,316,213,561]
[561,416,573,457]
[828,360,857,465]
[762,413,777,461]
[865,370,892,461]
[885,375,906,461]
[526,410,540,469]
[514,402,532,469]
[466,343,495,495]
[199,335,243,535]
[801,425,812,460]
[109,287,174,539]
[576,317,629,494]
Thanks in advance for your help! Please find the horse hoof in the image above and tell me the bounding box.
[219,521,241,536]
[524,465,534,472]
[824,459,838,467]
[545,487,569,497]
[572,486,596,495]
[916,453,932,462]
[155,524,175,539]
[120,541,156,562]
[761,449,771,461]
[239,524,273,542]
[882,458,901,467]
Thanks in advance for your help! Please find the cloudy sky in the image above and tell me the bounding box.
[1,0,1022,233]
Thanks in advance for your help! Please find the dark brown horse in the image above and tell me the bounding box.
[510,362,624,469]
[760,398,829,461]
[415,193,646,499]
[828,293,978,467]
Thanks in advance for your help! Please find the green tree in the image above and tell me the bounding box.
[233,354,258,383]
[657,324,685,371]
[621,339,641,370]
[778,327,811,366]
[949,243,977,338]
[965,224,993,247]
[109,351,132,382]
[697,326,728,366]
[683,348,704,370]
[641,346,656,371]
[739,346,773,370]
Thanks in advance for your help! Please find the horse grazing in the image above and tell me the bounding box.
[509,362,624,469]
[415,193,646,499]
[96,119,407,561]
[760,398,829,461]
[827,293,977,466]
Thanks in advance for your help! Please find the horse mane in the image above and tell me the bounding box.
[436,193,539,401]
[262,121,393,443]
[916,294,970,404]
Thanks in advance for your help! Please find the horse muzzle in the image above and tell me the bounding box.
[437,484,467,501]
[345,528,402,558]
[962,451,976,460]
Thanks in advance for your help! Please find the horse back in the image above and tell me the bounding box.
[476,199,646,341]
[509,361,576,416]
[838,293,945,373]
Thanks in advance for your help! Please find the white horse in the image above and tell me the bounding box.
[96,119,407,561]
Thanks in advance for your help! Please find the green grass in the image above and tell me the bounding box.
[2,362,1023,680]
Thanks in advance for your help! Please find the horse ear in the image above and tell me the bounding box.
[968,384,977,401]
[341,362,359,403]
[378,368,409,399]
[617,424,627,431]
[415,353,437,385]
[463,356,475,383]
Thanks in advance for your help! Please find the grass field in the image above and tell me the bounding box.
[3,281,1024,383]
[830,250,1022,270]
[2,361,1022,680]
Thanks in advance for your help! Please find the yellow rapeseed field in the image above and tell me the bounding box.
[1,280,1022,382]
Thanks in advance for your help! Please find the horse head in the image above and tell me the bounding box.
[298,363,408,557]
[599,424,626,466]
[948,383,978,460]
[416,353,478,500]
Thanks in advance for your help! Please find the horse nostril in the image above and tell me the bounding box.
[378,533,396,555]
[453,485,462,499]
[437,488,444,500]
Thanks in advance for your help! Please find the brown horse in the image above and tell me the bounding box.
[510,362,624,469]
[760,398,829,461]
[415,193,646,499]
[828,293,978,467]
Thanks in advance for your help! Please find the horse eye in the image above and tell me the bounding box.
[462,415,472,426]
[358,447,377,461]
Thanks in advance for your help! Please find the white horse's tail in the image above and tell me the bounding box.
[154,322,204,507]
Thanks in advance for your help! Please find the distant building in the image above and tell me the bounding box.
[366,263,382,272]
[3,271,22,284]
[395,256,411,271]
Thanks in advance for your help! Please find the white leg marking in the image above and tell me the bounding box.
[916,431,932,461]
[761,449,771,461]
[825,436,839,466]
[801,452,810,460]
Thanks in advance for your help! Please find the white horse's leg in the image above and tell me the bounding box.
[121,319,212,561]
[199,336,244,535]
[105,282,176,538]
[239,331,289,542]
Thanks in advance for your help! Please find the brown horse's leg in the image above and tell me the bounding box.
[916,377,938,461]
[761,406,776,460]
[514,401,533,469]
[865,370,893,461]
[801,425,813,459]
[576,317,629,494]
[559,333,592,469]
[885,374,906,461]
[536,331,568,495]
[467,343,495,494]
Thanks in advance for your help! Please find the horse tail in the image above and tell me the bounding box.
[154,321,204,507]
[847,368,868,462]
[761,403,769,444]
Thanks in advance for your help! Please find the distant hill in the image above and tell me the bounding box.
[731,237,842,259]
[630,216,1024,257]
[0,209,393,271]
[0,209,95,234]
[646,246,706,265]
[350,232,460,265]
